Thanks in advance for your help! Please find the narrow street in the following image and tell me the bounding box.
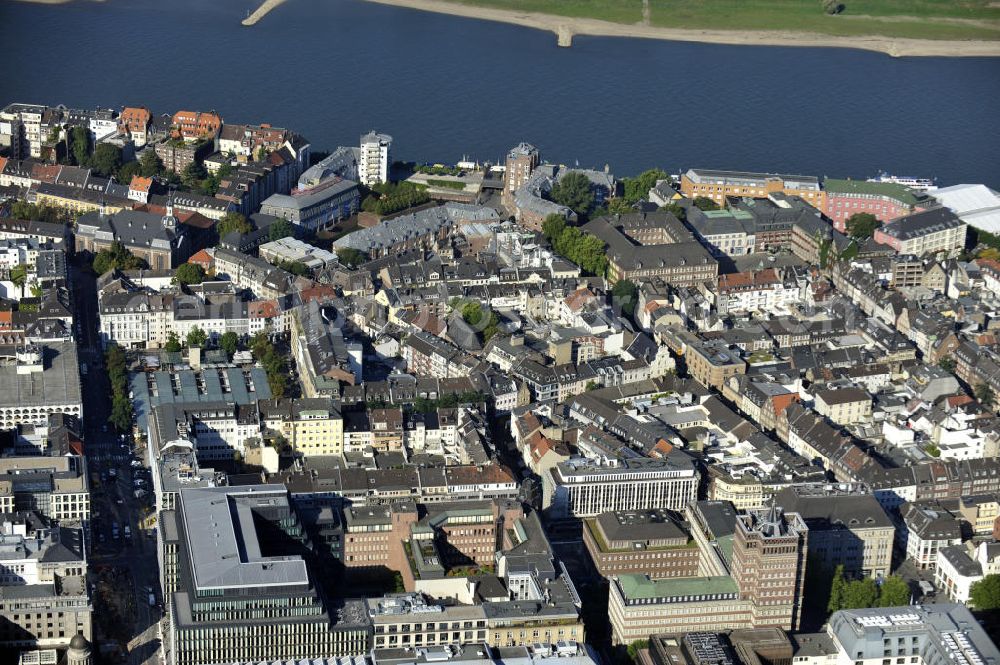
[73,259,164,664]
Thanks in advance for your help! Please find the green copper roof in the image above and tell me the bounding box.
[823,178,925,206]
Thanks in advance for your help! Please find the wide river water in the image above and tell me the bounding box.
[1,0,999,185]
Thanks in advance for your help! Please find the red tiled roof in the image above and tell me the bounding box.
[129,175,153,193]
[187,249,213,268]
[249,300,279,319]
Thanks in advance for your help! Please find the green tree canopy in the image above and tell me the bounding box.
[612,279,638,318]
[336,248,368,268]
[659,202,687,221]
[692,196,720,211]
[71,126,89,167]
[164,331,182,353]
[846,212,880,239]
[219,331,239,357]
[268,219,295,242]
[607,197,633,215]
[186,326,208,349]
[216,212,253,239]
[548,224,608,276]
[89,143,123,177]
[541,214,567,244]
[938,357,956,373]
[623,168,668,204]
[139,149,164,177]
[975,382,996,408]
[970,574,1000,610]
[181,161,208,190]
[841,577,880,610]
[828,565,846,613]
[9,264,28,290]
[174,262,206,286]
[360,181,429,216]
[877,576,911,607]
[105,343,133,432]
[116,160,142,183]
[92,241,146,275]
[549,172,595,216]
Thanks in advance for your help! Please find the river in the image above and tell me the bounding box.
[1,0,998,185]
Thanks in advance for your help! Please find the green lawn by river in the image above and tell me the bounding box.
[444,0,1000,41]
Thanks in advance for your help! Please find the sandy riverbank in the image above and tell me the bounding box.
[363,0,1000,57]
[242,0,288,26]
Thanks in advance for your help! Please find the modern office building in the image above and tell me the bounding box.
[0,342,83,431]
[542,455,699,518]
[0,456,90,523]
[162,485,370,665]
[826,605,1000,665]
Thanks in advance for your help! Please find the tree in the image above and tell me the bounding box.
[336,248,368,268]
[607,197,633,215]
[219,331,239,357]
[116,160,142,183]
[89,143,123,177]
[612,279,638,318]
[692,196,720,211]
[164,331,182,353]
[659,203,687,221]
[276,259,310,277]
[828,565,846,613]
[268,219,295,242]
[10,201,63,224]
[938,357,956,373]
[623,168,668,204]
[92,241,145,275]
[975,382,996,409]
[181,161,207,190]
[549,172,595,216]
[846,212,879,239]
[541,214,567,243]
[626,640,649,664]
[139,149,164,177]
[105,343,133,432]
[216,212,253,239]
[970,574,1000,610]
[9,264,28,296]
[841,578,879,610]
[186,326,208,349]
[174,262,205,286]
[70,126,89,167]
[877,575,911,607]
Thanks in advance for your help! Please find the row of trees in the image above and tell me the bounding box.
[541,214,608,276]
[828,566,911,612]
[251,332,288,398]
[361,182,430,216]
[9,201,64,224]
[106,343,133,432]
